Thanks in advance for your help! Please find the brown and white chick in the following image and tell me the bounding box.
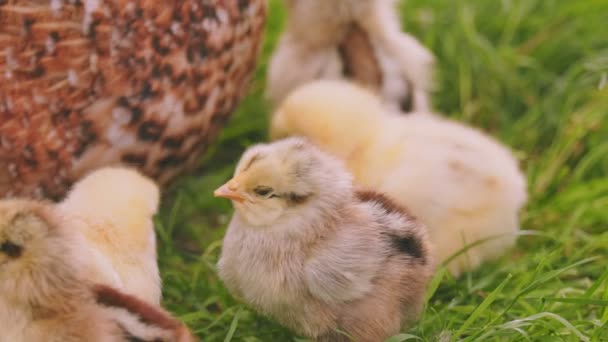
[0,199,196,342]
[215,138,434,341]
[266,0,434,113]
[57,167,161,305]
[270,80,528,276]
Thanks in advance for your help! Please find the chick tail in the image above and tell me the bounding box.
[439,178,527,276]
[94,284,198,342]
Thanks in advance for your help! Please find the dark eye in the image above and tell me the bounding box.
[253,186,274,197]
[0,241,22,258]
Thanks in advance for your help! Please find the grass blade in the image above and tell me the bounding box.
[456,274,512,338]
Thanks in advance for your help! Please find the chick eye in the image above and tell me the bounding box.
[0,241,22,258]
[253,186,274,198]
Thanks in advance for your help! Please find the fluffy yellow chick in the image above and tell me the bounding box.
[0,199,196,342]
[216,138,434,341]
[266,0,434,113]
[57,167,161,304]
[270,80,528,276]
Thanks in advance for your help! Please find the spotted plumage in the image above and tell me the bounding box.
[0,0,266,199]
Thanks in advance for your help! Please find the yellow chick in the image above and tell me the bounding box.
[57,167,161,304]
[266,0,434,113]
[216,138,434,341]
[270,80,528,276]
[0,199,197,342]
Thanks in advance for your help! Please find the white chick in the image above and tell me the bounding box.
[270,80,528,276]
[58,167,161,304]
[0,199,197,342]
[266,0,435,113]
[216,138,434,341]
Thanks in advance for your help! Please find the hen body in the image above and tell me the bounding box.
[0,0,266,199]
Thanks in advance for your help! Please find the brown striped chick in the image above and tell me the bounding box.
[0,199,196,342]
[270,80,528,276]
[57,167,161,305]
[266,0,434,113]
[215,138,434,341]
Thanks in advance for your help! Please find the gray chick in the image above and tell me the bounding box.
[215,138,434,341]
[266,0,435,113]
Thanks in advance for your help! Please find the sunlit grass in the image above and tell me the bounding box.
[157,0,608,340]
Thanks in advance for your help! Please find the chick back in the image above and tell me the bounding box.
[58,167,161,304]
[356,191,433,312]
[313,190,433,341]
[374,115,527,275]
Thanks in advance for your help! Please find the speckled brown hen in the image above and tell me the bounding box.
[0,0,266,199]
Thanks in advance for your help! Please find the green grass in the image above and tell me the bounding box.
[156,0,608,340]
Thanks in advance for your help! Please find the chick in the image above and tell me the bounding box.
[57,167,161,304]
[270,80,528,276]
[0,199,196,342]
[216,138,434,341]
[266,0,434,113]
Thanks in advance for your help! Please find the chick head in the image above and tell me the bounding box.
[0,200,52,272]
[270,80,385,157]
[62,166,159,220]
[214,137,353,227]
[60,166,160,249]
[0,200,82,303]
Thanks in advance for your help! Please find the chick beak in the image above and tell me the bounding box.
[214,180,246,203]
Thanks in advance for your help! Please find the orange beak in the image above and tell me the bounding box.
[214,179,246,203]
